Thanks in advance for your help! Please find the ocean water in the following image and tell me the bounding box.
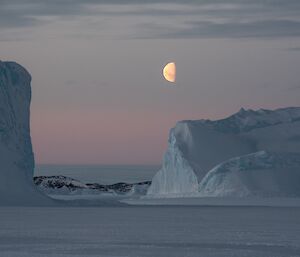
[34,164,159,184]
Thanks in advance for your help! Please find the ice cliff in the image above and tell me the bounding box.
[147,107,300,197]
[0,61,50,205]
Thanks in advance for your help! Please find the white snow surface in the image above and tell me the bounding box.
[0,61,50,205]
[148,107,300,197]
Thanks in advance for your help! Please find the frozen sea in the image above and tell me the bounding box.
[0,206,300,257]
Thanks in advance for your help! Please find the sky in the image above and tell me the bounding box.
[1,0,300,165]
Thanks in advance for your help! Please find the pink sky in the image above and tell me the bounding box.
[31,108,221,165]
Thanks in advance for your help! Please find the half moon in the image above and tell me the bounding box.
[163,62,176,83]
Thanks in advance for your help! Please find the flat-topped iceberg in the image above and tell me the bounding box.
[148,107,300,197]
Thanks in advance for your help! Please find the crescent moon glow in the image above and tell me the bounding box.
[163,62,176,83]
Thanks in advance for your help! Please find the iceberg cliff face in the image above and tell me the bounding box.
[147,107,300,197]
[147,128,199,195]
[0,61,49,204]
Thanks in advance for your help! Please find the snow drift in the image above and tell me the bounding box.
[148,107,300,197]
[0,61,50,205]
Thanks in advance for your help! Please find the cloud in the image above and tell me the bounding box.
[1,0,300,40]
[149,20,300,39]
[286,85,300,91]
[287,47,300,51]
[0,10,38,29]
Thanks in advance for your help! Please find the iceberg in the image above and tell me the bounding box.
[148,107,300,197]
[0,61,51,205]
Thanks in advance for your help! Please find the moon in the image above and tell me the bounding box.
[163,62,176,83]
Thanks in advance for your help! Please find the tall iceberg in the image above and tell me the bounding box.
[0,61,50,205]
